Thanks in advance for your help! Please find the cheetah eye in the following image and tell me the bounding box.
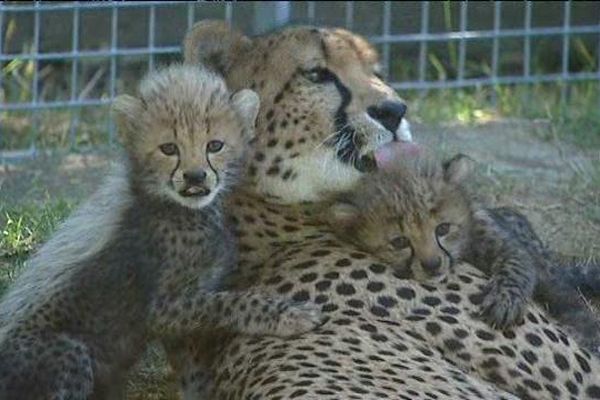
[436,223,451,237]
[303,67,333,83]
[207,140,224,153]
[373,71,385,80]
[159,142,178,156]
[390,236,411,250]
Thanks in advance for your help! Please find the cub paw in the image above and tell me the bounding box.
[479,279,527,330]
[273,301,324,337]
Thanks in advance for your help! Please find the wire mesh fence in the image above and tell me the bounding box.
[1,1,599,159]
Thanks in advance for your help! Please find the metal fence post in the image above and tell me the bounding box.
[253,2,290,35]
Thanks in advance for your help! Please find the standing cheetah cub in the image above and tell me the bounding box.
[323,154,600,353]
[0,64,322,400]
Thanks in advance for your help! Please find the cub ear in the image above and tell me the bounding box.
[112,95,144,145]
[327,199,360,228]
[183,20,252,75]
[442,153,475,184]
[231,89,260,141]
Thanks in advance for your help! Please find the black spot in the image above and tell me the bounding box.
[539,367,556,381]
[292,290,310,302]
[475,330,496,341]
[336,283,356,296]
[370,306,389,318]
[335,258,352,267]
[396,287,416,300]
[350,269,368,280]
[368,264,386,274]
[553,353,570,371]
[453,329,469,339]
[543,329,559,343]
[346,299,364,309]
[525,333,543,347]
[468,293,484,305]
[377,296,397,308]
[292,260,318,270]
[444,339,465,351]
[521,350,537,365]
[425,322,442,336]
[315,280,331,291]
[566,380,579,395]
[277,282,293,293]
[575,353,591,373]
[587,385,600,398]
[299,273,318,283]
[366,281,385,293]
[324,272,339,279]
[422,296,441,307]
[446,293,462,303]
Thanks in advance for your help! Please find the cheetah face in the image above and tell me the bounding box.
[113,65,259,209]
[327,154,475,282]
[183,22,414,203]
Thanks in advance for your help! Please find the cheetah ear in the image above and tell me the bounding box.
[112,94,144,145]
[183,20,252,75]
[231,89,260,141]
[443,153,475,184]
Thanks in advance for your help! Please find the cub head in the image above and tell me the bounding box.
[183,20,413,203]
[326,154,475,281]
[113,64,259,209]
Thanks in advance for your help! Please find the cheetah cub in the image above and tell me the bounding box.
[323,154,600,353]
[0,64,322,400]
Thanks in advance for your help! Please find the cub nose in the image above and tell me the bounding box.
[421,256,442,276]
[183,169,207,185]
[367,101,408,134]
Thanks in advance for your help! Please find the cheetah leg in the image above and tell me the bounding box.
[468,209,540,329]
[163,331,232,400]
[149,289,323,338]
[0,333,94,400]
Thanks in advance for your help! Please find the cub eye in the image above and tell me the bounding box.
[373,71,384,80]
[159,143,178,156]
[304,67,332,83]
[390,236,411,250]
[207,140,224,153]
[436,223,451,237]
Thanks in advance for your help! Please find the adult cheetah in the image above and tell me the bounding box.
[180,21,600,399]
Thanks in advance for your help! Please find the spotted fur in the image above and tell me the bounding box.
[0,65,321,400]
[325,154,600,354]
[180,21,600,400]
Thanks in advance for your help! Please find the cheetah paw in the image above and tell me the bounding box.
[479,279,527,330]
[273,301,325,338]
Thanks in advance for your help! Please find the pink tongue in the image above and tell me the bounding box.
[374,141,423,170]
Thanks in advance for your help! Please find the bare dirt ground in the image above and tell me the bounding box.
[1,119,599,398]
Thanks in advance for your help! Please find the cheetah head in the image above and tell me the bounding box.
[325,154,476,282]
[183,21,415,203]
[113,64,259,209]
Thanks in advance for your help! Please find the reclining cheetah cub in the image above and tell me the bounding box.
[0,64,321,400]
[323,154,600,353]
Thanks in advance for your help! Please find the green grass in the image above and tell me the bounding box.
[407,81,600,149]
[0,200,75,295]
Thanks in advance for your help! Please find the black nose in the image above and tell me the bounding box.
[421,256,442,275]
[367,101,408,134]
[183,169,207,185]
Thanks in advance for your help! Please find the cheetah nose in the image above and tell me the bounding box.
[421,256,442,275]
[367,100,407,134]
[183,169,207,185]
